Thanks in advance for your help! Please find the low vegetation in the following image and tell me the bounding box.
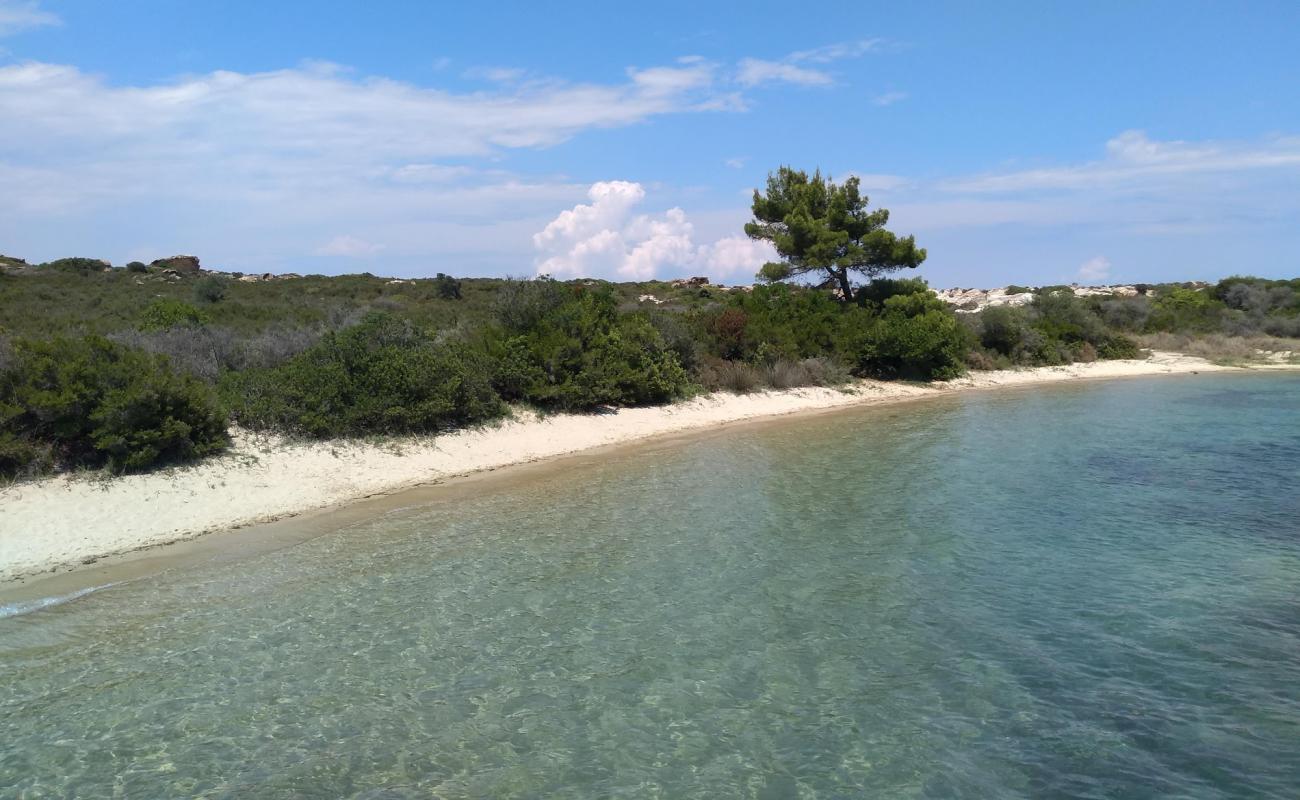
[1,169,1294,480]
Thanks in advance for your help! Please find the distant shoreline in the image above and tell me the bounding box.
[1,352,1293,588]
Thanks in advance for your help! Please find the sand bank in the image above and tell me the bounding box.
[0,352,1274,583]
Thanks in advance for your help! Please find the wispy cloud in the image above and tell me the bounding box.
[787,39,886,63]
[734,38,886,88]
[0,0,58,37]
[872,128,1300,285]
[316,235,384,257]
[1076,255,1111,282]
[943,130,1300,193]
[736,58,832,88]
[461,65,528,83]
[873,90,907,106]
[0,58,728,168]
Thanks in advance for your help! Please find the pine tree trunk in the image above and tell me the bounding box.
[834,268,855,304]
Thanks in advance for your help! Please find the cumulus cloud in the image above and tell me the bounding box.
[0,0,58,36]
[1076,256,1111,282]
[533,181,776,281]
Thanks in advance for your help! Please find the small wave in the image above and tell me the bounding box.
[0,583,121,620]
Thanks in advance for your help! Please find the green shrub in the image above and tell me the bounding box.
[1148,286,1227,333]
[138,299,210,331]
[0,336,228,476]
[1029,290,1107,345]
[1099,296,1152,331]
[39,257,109,275]
[490,289,688,409]
[855,277,932,309]
[222,313,503,438]
[843,292,967,380]
[1097,335,1141,360]
[1005,285,1031,295]
[493,277,567,333]
[126,261,148,273]
[192,275,228,304]
[977,305,1028,356]
[434,273,462,300]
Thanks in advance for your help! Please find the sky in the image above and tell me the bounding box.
[1,1,1298,287]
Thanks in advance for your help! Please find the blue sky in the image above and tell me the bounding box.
[1,0,1298,286]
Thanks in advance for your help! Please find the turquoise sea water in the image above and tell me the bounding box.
[2,374,1299,798]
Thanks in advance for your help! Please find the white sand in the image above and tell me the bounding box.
[0,352,1271,582]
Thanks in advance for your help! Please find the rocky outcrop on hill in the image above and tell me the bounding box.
[150,255,202,273]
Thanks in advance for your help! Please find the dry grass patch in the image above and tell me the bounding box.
[1135,333,1300,364]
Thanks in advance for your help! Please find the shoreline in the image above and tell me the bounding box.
[0,352,1290,588]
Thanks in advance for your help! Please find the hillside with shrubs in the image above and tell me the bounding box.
[4,258,1296,481]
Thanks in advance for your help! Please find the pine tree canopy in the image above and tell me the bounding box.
[744,166,926,303]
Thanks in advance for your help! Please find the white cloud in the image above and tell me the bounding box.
[0,58,728,169]
[316,235,384,257]
[736,58,832,88]
[844,172,909,191]
[698,236,776,275]
[735,38,886,87]
[0,0,58,36]
[725,157,747,169]
[787,39,886,63]
[1076,256,1111,282]
[387,163,477,184]
[462,66,528,83]
[534,180,776,281]
[873,91,907,106]
[0,57,741,269]
[943,130,1300,193]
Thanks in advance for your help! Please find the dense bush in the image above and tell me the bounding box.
[434,273,462,300]
[222,313,503,438]
[192,275,229,304]
[0,336,228,477]
[1148,286,1228,333]
[139,299,211,331]
[489,288,688,409]
[39,257,108,275]
[969,291,1142,366]
[843,291,968,380]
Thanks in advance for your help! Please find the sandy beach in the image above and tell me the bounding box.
[0,351,1277,583]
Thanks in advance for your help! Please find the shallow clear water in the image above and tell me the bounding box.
[3,374,1299,798]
